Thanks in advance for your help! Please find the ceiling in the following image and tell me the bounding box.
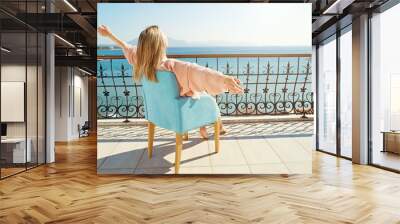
[0,0,395,73]
[311,0,390,43]
[0,0,97,74]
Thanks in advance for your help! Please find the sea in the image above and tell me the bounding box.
[98,46,312,56]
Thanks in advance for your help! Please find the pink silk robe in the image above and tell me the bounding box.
[122,45,228,97]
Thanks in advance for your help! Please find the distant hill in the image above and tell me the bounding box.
[128,37,192,47]
[125,37,272,48]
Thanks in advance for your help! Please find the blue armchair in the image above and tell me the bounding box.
[141,71,221,174]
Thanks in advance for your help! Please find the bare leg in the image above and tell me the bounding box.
[199,126,208,139]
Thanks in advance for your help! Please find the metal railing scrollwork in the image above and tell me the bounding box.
[97,54,313,121]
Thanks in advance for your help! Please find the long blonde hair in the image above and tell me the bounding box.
[134,25,167,82]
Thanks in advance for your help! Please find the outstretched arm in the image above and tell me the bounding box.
[97,25,130,49]
[98,25,137,65]
[164,59,243,96]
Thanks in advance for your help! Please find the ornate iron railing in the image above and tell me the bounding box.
[97,54,313,121]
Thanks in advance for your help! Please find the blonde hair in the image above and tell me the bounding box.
[134,25,167,82]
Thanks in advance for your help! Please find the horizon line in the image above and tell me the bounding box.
[97,45,312,48]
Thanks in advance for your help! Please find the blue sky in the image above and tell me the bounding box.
[98,3,311,47]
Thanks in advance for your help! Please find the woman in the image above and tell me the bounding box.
[98,25,243,138]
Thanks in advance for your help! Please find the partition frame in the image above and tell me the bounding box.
[315,23,353,161]
[0,0,47,180]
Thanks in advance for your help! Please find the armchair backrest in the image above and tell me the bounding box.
[141,71,182,132]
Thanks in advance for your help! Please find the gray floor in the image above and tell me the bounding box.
[97,121,314,174]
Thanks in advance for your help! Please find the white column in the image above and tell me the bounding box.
[352,14,369,164]
[46,33,55,163]
[45,0,56,163]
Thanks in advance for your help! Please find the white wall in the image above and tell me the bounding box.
[55,66,69,141]
[1,65,41,138]
[1,63,46,164]
[54,67,89,141]
[71,72,89,138]
[1,65,26,138]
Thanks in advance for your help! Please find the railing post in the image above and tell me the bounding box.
[264,61,271,114]
[121,63,130,123]
[273,58,280,115]
[235,57,239,115]
[245,62,251,114]
[110,59,120,120]
[282,62,290,114]
[99,63,110,119]
[301,60,311,119]
[293,57,300,118]
[255,57,260,115]
[225,62,231,115]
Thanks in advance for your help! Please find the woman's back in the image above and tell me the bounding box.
[141,71,220,133]
[141,71,181,129]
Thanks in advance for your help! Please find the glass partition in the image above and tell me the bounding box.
[1,31,28,177]
[0,1,46,179]
[38,32,46,165]
[27,31,38,169]
[317,35,337,154]
[370,3,400,171]
[339,26,352,158]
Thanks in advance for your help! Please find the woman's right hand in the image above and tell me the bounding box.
[224,76,243,94]
[97,25,112,37]
[97,25,129,50]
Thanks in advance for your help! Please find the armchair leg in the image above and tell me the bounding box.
[148,122,155,158]
[175,133,183,174]
[214,118,220,153]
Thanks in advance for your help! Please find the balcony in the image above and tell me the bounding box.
[97,53,314,174]
[97,53,313,120]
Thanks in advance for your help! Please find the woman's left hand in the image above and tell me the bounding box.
[224,76,243,94]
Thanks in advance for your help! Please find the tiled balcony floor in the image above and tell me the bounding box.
[97,121,313,174]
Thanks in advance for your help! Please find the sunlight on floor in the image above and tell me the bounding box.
[97,121,313,174]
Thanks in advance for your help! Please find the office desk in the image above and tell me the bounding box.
[1,138,31,163]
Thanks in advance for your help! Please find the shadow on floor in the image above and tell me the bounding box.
[98,138,206,174]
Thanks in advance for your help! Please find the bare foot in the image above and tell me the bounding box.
[220,123,227,135]
[199,127,208,139]
[220,128,227,135]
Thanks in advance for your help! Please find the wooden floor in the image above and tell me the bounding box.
[1,135,400,223]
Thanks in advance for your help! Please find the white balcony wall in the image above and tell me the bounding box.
[55,67,89,141]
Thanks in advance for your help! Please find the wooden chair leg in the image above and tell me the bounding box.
[214,118,220,153]
[175,133,183,174]
[183,132,189,140]
[148,122,155,158]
